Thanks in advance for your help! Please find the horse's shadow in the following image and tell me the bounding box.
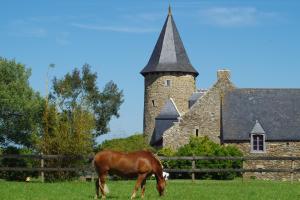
[88,194,119,199]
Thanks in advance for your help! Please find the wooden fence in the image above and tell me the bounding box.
[1,155,300,182]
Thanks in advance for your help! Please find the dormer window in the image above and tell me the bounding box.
[250,120,266,153]
[251,134,265,152]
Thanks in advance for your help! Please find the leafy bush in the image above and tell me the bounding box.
[96,134,155,153]
[0,146,39,181]
[158,136,243,180]
[38,105,94,182]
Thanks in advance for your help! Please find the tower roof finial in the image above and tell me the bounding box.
[168,4,172,16]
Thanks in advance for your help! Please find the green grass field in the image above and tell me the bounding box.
[1,179,300,200]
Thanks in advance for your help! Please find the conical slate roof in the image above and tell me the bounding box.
[251,120,265,134]
[141,7,198,76]
[156,98,180,119]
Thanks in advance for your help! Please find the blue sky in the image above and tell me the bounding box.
[1,0,300,143]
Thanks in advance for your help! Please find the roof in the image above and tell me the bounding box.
[156,98,180,120]
[251,120,265,134]
[140,7,198,76]
[151,119,177,145]
[151,98,180,145]
[188,89,207,108]
[222,89,300,141]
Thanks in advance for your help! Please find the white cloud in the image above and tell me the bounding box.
[199,7,279,27]
[71,23,158,33]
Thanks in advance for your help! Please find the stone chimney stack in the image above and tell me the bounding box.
[217,69,231,82]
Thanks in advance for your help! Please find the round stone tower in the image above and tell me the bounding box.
[141,6,199,143]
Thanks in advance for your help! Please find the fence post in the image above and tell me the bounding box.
[290,159,295,184]
[40,153,44,183]
[242,159,245,183]
[192,155,195,182]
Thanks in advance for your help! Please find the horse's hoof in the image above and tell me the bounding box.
[94,195,98,199]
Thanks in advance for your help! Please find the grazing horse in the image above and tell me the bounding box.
[93,150,166,199]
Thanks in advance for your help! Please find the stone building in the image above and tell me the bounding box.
[140,7,300,180]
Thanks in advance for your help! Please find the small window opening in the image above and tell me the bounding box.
[195,129,199,137]
[152,100,155,107]
[165,80,171,87]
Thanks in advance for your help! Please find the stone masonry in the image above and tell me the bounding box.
[143,72,196,143]
[228,142,300,181]
[163,70,234,149]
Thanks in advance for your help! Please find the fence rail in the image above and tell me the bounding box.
[1,154,299,182]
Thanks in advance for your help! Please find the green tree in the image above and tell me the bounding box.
[40,105,94,156]
[96,134,155,152]
[38,65,123,181]
[50,64,123,136]
[0,57,43,147]
[38,104,95,181]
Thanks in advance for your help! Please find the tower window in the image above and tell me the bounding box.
[195,129,199,137]
[152,100,155,107]
[165,80,171,87]
[251,134,265,153]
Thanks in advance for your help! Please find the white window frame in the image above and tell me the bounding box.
[250,134,266,153]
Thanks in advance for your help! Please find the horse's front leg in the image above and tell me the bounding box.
[131,174,147,199]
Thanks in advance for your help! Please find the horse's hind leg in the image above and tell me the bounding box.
[99,173,108,199]
[131,173,147,199]
[141,179,147,199]
[95,178,100,199]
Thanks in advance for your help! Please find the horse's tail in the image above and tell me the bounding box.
[97,178,110,194]
[104,184,110,194]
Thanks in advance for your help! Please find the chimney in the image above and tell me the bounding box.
[217,69,231,81]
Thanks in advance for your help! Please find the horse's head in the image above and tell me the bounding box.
[156,176,166,196]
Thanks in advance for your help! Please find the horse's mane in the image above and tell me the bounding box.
[151,152,163,170]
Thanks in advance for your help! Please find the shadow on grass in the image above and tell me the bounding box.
[88,194,120,199]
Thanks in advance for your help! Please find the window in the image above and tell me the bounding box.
[195,129,199,137]
[251,134,265,153]
[152,100,155,107]
[165,80,171,87]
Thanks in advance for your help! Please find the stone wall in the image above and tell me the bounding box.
[163,70,235,150]
[229,142,300,181]
[143,72,196,143]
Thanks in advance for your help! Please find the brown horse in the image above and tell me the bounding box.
[93,150,166,199]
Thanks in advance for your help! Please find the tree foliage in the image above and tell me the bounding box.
[50,64,123,136]
[0,57,43,147]
[38,104,95,181]
[158,136,243,180]
[39,105,94,155]
[38,64,123,181]
[96,134,155,153]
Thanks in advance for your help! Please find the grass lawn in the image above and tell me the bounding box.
[1,179,300,200]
